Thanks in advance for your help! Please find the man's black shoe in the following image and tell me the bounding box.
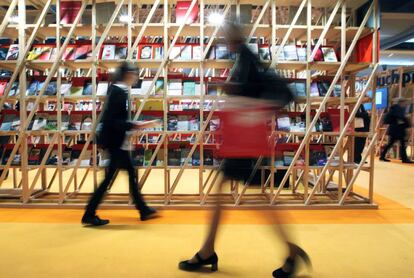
[402,160,414,164]
[379,157,391,162]
[140,207,157,221]
[82,215,110,226]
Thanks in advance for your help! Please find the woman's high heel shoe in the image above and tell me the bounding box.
[272,244,311,278]
[178,252,218,272]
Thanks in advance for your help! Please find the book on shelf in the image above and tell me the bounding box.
[155,80,164,95]
[270,45,286,61]
[207,47,215,59]
[115,45,127,59]
[140,45,153,59]
[180,45,192,60]
[204,149,214,166]
[63,46,76,60]
[0,80,7,96]
[283,45,298,61]
[290,116,305,132]
[60,1,82,24]
[27,46,53,61]
[141,80,154,95]
[310,150,327,166]
[96,82,109,96]
[80,115,93,131]
[321,47,338,62]
[143,149,154,166]
[180,149,192,165]
[153,45,163,59]
[167,116,178,131]
[296,82,307,97]
[101,45,115,60]
[61,83,72,96]
[6,44,19,60]
[283,151,295,166]
[43,81,57,96]
[215,44,229,59]
[189,116,199,131]
[46,150,59,165]
[61,114,70,131]
[82,81,92,96]
[313,47,324,62]
[68,113,82,130]
[45,114,58,130]
[26,81,39,96]
[62,149,71,165]
[176,0,199,24]
[0,114,18,131]
[310,82,320,97]
[31,115,48,131]
[209,118,220,131]
[177,115,190,131]
[9,82,19,96]
[131,80,142,95]
[11,153,21,166]
[192,45,202,59]
[0,46,8,60]
[258,45,271,61]
[277,116,291,132]
[169,46,182,60]
[317,82,330,97]
[49,48,58,60]
[28,147,43,165]
[80,150,92,166]
[183,81,196,96]
[132,149,145,166]
[192,150,200,166]
[297,46,307,61]
[168,149,181,166]
[333,84,341,97]
[74,45,92,60]
[320,115,333,132]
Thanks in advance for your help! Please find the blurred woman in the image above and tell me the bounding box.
[178,23,310,277]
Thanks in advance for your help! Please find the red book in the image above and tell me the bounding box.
[74,45,92,60]
[60,1,82,24]
[0,81,7,96]
[176,1,199,24]
[63,46,76,60]
[356,33,380,63]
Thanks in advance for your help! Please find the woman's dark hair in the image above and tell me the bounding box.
[111,62,139,83]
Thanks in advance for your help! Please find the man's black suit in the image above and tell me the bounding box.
[84,84,148,217]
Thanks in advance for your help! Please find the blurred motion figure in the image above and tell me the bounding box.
[178,23,311,277]
[82,62,157,226]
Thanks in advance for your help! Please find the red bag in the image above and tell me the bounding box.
[217,107,272,158]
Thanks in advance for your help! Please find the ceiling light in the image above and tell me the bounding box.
[208,13,224,26]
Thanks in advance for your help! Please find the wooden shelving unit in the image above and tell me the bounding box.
[0,0,379,208]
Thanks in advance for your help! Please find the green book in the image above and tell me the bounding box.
[183,81,196,96]
[143,149,153,166]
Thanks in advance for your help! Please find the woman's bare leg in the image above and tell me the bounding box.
[189,176,226,262]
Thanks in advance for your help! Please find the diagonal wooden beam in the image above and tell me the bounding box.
[0,0,18,37]
[339,133,377,205]
[127,0,161,60]
[270,1,375,205]
[309,0,343,61]
[304,64,378,205]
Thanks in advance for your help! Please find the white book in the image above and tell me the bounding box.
[168,80,183,90]
[169,46,182,60]
[177,116,189,131]
[168,89,182,96]
[321,47,338,62]
[101,45,115,60]
[180,45,192,60]
[140,45,152,59]
[271,46,285,61]
[32,117,47,130]
[140,80,154,95]
[283,45,299,61]
[96,82,109,96]
[192,45,202,59]
[297,47,307,61]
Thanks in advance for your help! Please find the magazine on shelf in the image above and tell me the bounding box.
[61,83,72,96]
[11,153,21,166]
[26,81,39,96]
[177,115,190,131]
[169,46,182,60]
[321,47,338,62]
[0,81,6,96]
[97,82,109,96]
[31,114,47,131]
[153,45,163,59]
[28,148,43,165]
[115,45,127,59]
[168,149,181,166]
[63,46,76,60]
[82,81,92,96]
[74,45,92,60]
[45,114,58,130]
[143,149,154,166]
[310,150,327,166]
[9,82,19,96]
[46,150,59,165]
[310,82,320,97]
[69,84,83,96]
[69,113,82,130]
[277,116,291,132]
[0,46,8,60]
[101,45,115,60]
[183,81,195,96]
[258,45,271,61]
[247,43,259,56]
[192,45,202,59]
[297,46,307,61]
[192,150,200,166]
[0,114,18,131]
[270,45,286,61]
[49,48,58,60]
[167,116,178,131]
[61,114,70,131]
[138,45,151,59]
[155,80,164,95]
[6,44,19,60]
[295,82,306,97]
[283,151,295,166]
[283,45,298,61]
[180,149,192,165]
[44,81,58,96]
[80,115,93,130]
[176,0,199,24]
[317,82,330,97]
[215,44,229,59]
[180,45,192,60]
[313,47,324,62]
[131,80,142,95]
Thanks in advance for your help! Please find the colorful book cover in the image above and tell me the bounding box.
[82,81,93,96]
[143,149,153,166]
[39,46,53,61]
[27,47,43,60]
[277,116,291,132]
[283,45,298,61]
[101,45,115,60]
[6,44,19,60]
[26,81,39,96]
[9,82,19,96]
[45,114,58,130]
[69,85,83,96]
[74,45,92,60]
[115,45,127,59]
[177,115,189,131]
[0,81,7,96]
[258,45,270,61]
[49,48,58,60]
[169,46,182,60]
[32,115,47,130]
[215,44,229,59]
[96,82,109,96]
[80,115,93,130]
[321,47,338,62]
[140,45,153,59]
[167,116,178,131]
[61,83,72,96]
[317,82,330,97]
[63,46,76,60]
[180,45,192,60]
[28,148,42,165]
[45,81,57,96]
[153,46,163,59]
[0,46,8,60]
[183,81,195,96]
[176,0,199,24]
[155,80,164,95]
[310,82,320,97]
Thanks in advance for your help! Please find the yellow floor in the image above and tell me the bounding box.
[1,161,414,278]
